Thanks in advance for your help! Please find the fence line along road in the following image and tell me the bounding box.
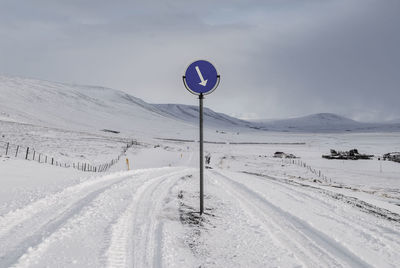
[0,140,137,172]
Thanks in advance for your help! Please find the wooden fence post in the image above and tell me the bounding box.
[5,142,9,155]
[15,145,19,157]
[25,147,29,160]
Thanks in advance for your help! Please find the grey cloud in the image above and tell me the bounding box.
[248,0,400,121]
[0,0,398,122]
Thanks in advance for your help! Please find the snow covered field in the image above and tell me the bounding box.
[0,120,136,166]
[1,121,400,267]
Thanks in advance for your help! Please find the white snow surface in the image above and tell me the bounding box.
[1,126,400,267]
[0,75,400,267]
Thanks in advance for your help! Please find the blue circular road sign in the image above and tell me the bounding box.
[183,60,219,95]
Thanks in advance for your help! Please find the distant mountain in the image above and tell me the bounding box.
[252,113,400,132]
[387,118,400,124]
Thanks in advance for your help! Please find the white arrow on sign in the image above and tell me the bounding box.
[195,66,208,86]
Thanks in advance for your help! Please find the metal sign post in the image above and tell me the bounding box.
[183,60,220,215]
[199,93,204,213]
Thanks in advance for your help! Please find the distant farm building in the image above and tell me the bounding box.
[383,152,400,163]
[274,151,298,159]
[322,149,373,160]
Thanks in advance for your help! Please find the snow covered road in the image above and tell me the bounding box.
[1,164,399,267]
[0,167,193,267]
[198,170,400,267]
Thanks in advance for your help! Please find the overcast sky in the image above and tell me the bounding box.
[0,0,399,121]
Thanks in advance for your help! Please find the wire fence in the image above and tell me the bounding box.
[283,158,332,183]
[0,140,137,172]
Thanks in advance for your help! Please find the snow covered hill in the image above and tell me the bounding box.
[154,103,250,128]
[0,75,171,133]
[253,113,400,132]
[0,75,399,134]
[0,75,252,137]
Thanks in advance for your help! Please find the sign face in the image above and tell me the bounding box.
[184,60,219,95]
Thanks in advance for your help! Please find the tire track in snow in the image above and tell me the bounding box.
[0,169,159,267]
[0,171,145,238]
[210,170,371,268]
[104,172,171,267]
[243,171,400,223]
[105,169,192,268]
[241,170,400,259]
[11,168,191,268]
[5,168,192,268]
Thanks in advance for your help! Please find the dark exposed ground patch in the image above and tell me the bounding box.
[177,189,216,257]
[178,190,215,227]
